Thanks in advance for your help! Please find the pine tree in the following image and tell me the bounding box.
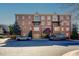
[71,24,78,39]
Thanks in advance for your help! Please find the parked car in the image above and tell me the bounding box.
[49,33,67,41]
[16,35,32,41]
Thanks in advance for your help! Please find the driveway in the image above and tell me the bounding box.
[0,39,79,47]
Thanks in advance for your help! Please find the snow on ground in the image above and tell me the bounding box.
[0,45,79,56]
[0,38,79,56]
[63,50,79,56]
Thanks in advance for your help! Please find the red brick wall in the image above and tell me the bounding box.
[16,14,34,36]
[16,14,71,38]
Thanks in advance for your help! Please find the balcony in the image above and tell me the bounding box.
[32,20,41,23]
[32,15,41,23]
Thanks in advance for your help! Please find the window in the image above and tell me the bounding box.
[66,33,69,37]
[66,27,70,31]
[52,15,58,21]
[47,21,51,25]
[45,26,51,29]
[41,21,45,25]
[41,16,45,20]
[54,27,60,31]
[64,21,70,26]
[34,16,40,21]
[47,16,51,20]
[53,23,59,27]
[28,16,31,19]
[34,27,39,31]
[17,16,19,20]
[66,16,70,20]
[60,16,64,21]
[61,27,64,31]
[22,16,25,19]
[22,21,25,26]
[61,22,64,26]
[30,27,32,30]
[28,21,31,25]
[41,26,45,31]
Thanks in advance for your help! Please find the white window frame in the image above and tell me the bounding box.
[22,16,25,19]
[30,27,32,30]
[66,16,70,20]
[28,16,31,19]
[28,21,31,25]
[17,16,19,20]
[47,21,51,25]
[61,27,64,31]
[47,16,51,20]
[34,16,40,21]
[66,33,69,37]
[52,15,58,21]
[41,21,45,25]
[61,22,64,26]
[64,21,70,26]
[60,16,64,21]
[22,21,25,26]
[34,27,39,31]
[66,27,70,31]
[41,16,45,20]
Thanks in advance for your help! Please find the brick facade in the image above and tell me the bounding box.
[16,14,71,39]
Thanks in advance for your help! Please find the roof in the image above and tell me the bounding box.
[15,13,71,16]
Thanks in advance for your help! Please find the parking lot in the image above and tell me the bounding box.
[0,38,79,47]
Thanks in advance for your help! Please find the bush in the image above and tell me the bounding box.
[10,35,16,39]
[0,36,3,38]
[28,31,32,37]
[44,34,49,38]
[43,28,51,38]
[0,35,4,38]
[71,24,78,39]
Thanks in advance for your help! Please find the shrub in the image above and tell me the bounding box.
[10,35,16,39]
[28,31,32,37]
[0,36,3,38]
[71,24,78,39]
[43,28,51,38]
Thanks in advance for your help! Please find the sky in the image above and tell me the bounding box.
[0,3,78,25]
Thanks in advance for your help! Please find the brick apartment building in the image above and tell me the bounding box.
[16,13,71,39]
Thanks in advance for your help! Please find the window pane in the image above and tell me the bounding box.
[34,27,39,31]
[34,16,40,21]
[66,16,70,20]
[53,23,59,27]
[61,27,64,31]
[28,16,31,19]
[64,21,70,26]
[61,22,64,26]
[47,16,51,20]
[41,21,45,25]
[54,27,60,31]
[66,27,69,31]
[22,16,25,19]
[52,15,58,21]
[47,21,51,25]
[17,16,19,20]
[41,16,45,20]
[60,16,64,21]
[66,33,69,37]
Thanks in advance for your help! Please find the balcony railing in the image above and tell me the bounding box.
[32,20,41,23]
